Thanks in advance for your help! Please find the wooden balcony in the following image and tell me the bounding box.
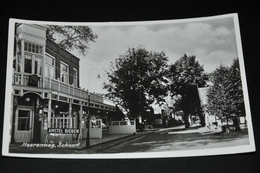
[12,72,115,107]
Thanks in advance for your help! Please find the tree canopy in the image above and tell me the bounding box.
[46,25,98,56]
[104,46,169,118]
[206,64,230,118]
[167,54,207,96]
[206,58,245,120]
[167,54,208,127]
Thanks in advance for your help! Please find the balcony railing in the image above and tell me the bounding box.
[13,72,115,106]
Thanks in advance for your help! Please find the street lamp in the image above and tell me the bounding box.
[86,68,101,148]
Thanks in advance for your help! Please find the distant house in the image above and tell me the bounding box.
[197,86,221,127]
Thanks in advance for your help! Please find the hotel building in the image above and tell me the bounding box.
[11,23,122,144]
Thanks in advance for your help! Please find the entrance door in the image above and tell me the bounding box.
[14,108,33,142]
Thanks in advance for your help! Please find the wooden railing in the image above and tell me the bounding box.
[13,72,115,106]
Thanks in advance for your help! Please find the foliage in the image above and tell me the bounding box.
[104,46,169,118]
[206,64,230,118]
[206,58,245,119]
[46,25,98,56]
[167,54,207,127]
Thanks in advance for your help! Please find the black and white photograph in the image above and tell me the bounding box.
[2,13,255,159]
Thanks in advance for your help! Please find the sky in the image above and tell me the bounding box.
[75,15,238,96]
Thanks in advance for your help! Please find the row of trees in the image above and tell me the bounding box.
[104,47,245,129]
[104,47,211,128]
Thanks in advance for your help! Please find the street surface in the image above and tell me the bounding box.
[9,125,249,154]
[95,126,249,154]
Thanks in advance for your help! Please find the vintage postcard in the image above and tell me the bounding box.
[2,13,255,158]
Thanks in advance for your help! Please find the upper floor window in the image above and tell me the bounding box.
[60,62,69,83]
[73,68,77,87]
[24,42,43,54]
[24,54,42,75]
[45,54,55,79]
[24,55,32,73]
[46,54,55,66]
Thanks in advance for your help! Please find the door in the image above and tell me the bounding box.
[14,108,33,142]
[34,56,42,76]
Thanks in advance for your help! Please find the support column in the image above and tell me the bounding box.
[47,91,52,128]
[11,92,17,144]
[79,101,83,139]
[33,97,41,143]
[69,98,72,128]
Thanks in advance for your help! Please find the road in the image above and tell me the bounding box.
[95,127,249,154]
[8,126,249,154]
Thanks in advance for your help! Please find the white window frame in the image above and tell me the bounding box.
[73,68,77,87]
[60,61,69,84]
[24,41,43,54]
[24,53,42,75]
[44,53,56,79]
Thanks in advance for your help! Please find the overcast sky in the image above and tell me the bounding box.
[76,15,238,95]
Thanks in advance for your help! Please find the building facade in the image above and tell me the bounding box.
[11,23,120,144]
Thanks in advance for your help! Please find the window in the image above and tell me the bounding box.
[24,55,32,73]
[17,110,30,131]
[60,62,69,83]
[73,68,77,87]
[24,42,43,54]
[24,54,42,75]
[34,56,42,75]
[35,58,40,74]
[17,54,22,72]
[45,54,55,79]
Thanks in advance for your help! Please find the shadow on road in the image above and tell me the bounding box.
[99,127,249,153]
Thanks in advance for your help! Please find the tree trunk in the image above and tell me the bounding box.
[199,112,206,127]
[233,117,241,132]
[183,113,190,128]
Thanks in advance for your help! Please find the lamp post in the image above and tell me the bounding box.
[86,68,101,149]
[86,94,90,148]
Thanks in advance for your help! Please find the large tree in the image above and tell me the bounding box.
[167,54,207,128]
[104,46,169,120]
[46,25,98,56]
[206,64,230,119]
[206,58,245,131]
[228,58,245,118]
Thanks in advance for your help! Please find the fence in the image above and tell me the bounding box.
[44,117,74,144]
[108,120,136,134]
[50,117,72,129]
[82,119,102,139]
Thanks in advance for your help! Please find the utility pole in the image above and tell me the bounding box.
[86,68,100,149]
[86,93,90,148]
